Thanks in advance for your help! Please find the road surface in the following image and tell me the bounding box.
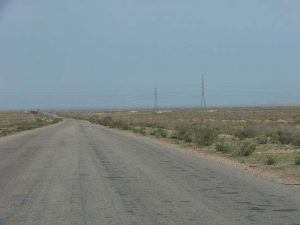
[0,119,299,225]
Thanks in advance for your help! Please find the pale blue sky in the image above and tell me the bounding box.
[0,0,299,109]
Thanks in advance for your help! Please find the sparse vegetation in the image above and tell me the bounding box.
[272,130,300,146]
[238,142,256,157]
[132,127,147,136]
[215,142,231,153]
[0,112,62,137]
[265,157,276,165]
[235,128,257,140]
[174,125,218,146]
[149,128,168,138]
[256,136,268,144]
[295,156,300,165]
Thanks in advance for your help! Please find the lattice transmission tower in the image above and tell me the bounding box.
[154,87,158,111]
[201,75,207,109]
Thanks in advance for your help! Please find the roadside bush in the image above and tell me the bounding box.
[97,117,130,130]
[174,125,193,142]
[150,128,168,138]
[215,143,231,153]
[89,116,99,124]
[269,130,300,147]
[178,126,192,143]
[265,157,276,165]
[276,131,293,145]
[295,156,300,165]
[98,116,113,126]
[109,120,120,128]
[132,127,146,136]
[291,133,300,147]
[193,127,218,147]
[116,121,130,130]
[234,128,257,140]
[174,125,218,146]
[238,142,256,157]
[256,136,268,145]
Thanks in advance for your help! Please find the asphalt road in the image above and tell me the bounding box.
[0,119,299,225]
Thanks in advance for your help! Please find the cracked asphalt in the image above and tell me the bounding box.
[0,119,299,225]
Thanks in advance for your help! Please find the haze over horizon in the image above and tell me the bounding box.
[0,0,299,110]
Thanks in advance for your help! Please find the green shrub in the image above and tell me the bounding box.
[111,120,123,128]
[291,133,300,146]
[238,142,256,157]
[89,116,98,124]
[276,131,293,145]
[215,143,231,153]
[265,157,276,165]
[117,121,130,130]
[193,127,218,147]
[132,127,146,136]
[256,136,268,144]
[234,128,257,140]
[98,116,113,126]
[295,156,300,165]
[97,117,130,130]
[174,125,218,146]
[172,125,218,146]
[174,125,193,142]
[150,128,168,138]
[269,130,300,147]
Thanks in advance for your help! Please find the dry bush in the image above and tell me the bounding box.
[234,128,257,140]
[215,142,231,153]
[295,156,300,165]
[265,157,276,165]
[268,130,300,146]
[132,127,146,135]
[238,142,256,157]
[174,125,219,147]
[149,128,168,138]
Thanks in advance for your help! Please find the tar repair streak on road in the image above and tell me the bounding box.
[0,119,299,225]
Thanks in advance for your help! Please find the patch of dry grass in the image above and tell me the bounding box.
[0,111,62,137]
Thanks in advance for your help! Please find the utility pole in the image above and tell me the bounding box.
[154,87,158,112]
[127,111,130,126]
[201,75,207,109]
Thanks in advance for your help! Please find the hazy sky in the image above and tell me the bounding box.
[0,0,299,109]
